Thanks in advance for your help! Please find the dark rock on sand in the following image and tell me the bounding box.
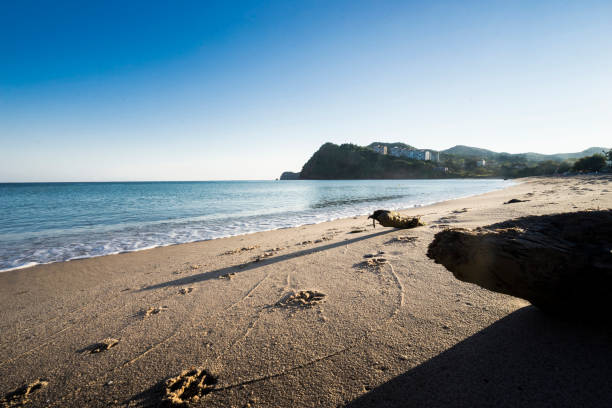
[504,198,530,204]
[368,210,424,229]
[426,210,612,316]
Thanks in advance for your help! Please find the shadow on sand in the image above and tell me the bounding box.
[347,306,612,408]
[140,229,397,291]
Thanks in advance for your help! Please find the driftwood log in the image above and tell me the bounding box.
[368,210,424,229]
[426,210,612,315]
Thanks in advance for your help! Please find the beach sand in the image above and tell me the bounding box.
[1,176,611,407]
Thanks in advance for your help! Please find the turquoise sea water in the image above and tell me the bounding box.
[0,179,512,271]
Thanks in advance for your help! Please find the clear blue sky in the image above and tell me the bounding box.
[1,0,610,181]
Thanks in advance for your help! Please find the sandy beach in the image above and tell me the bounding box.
[1,175,611,408]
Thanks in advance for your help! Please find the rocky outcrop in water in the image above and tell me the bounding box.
[279,171,300,180]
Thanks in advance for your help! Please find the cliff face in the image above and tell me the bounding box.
[299,143,437,179]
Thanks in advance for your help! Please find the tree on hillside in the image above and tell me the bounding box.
[440,155,464,173]
[557,161,572,174]
[299,143,437,179]
[604,149,612,165]
[464,159,478,171]
[573,154,606,172]
[533,160,560,175]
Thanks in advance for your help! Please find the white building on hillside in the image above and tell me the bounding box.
[371,145,388,155]
[373,145,440,162]
[390,146,403,157]
[390,148,438,161]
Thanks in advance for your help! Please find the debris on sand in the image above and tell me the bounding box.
[1,379,48,407]
[427,210,612,316]
[179,287,194,295]
[163,367,217,407]
[368,210,424,229]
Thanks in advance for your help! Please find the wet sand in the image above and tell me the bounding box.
[1,175,611,407]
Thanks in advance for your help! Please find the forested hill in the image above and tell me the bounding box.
[442,145,606,162]
[367,142,417,151]
[299,143,438,179]
[288,143,610,180]
[441,145,497,159]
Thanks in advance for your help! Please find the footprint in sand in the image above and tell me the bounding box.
[179,287,194,295]
[386,236,418,245]
[277,290,326,308]
[253,254,271,262]
[355,257,388,272]
[253,247,284,262]
[140,306,168,318]
[84,338,119,354]
[364,251,385,258]
[452,208,469,214]
[365,258,388,267]
[436,215,458,224]
[221,246,259,256]
[317,233,336,242]
[163,367,217,407]
[1,379,48,406]
[429,224,451,229]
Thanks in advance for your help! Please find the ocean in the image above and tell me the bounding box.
[0,179,512,271]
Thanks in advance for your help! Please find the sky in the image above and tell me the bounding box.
[1,0,611,181]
